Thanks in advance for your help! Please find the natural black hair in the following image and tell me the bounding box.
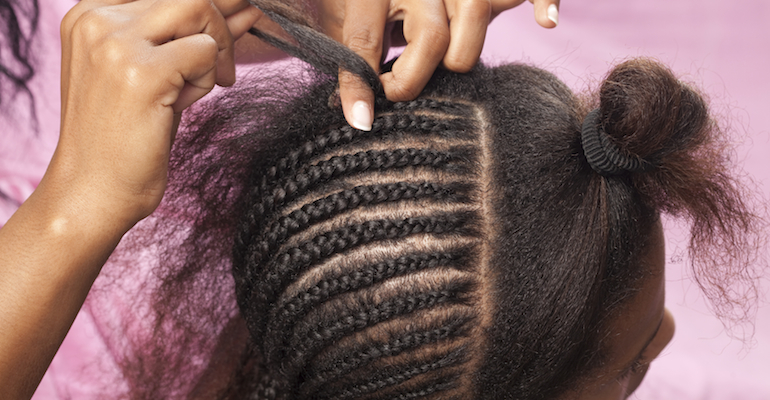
[0,0,38,112]
[94,5,764,400]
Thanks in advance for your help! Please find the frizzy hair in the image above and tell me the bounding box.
[94,7,765,400]
[0,0,38,110]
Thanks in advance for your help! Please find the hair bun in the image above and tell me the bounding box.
[596,59,709,168]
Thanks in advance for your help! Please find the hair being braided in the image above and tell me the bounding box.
[231,95,492,399]
[101,6,764,400]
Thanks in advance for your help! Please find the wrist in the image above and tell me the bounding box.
[39,150,165,233]
[31,170,145,244]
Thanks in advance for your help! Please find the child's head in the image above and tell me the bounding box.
[104,11,761,400]
[222,58,749,399]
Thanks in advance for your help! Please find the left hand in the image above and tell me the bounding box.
[315,0,561,131]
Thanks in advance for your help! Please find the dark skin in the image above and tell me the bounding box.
[316,0,561,130]
[567,219,676,399]
[0,1,560,398]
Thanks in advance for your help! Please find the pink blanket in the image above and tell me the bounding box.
[2,0,767,398]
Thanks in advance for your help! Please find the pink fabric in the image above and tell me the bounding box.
[0,0,69,225]
[0,0,766,398]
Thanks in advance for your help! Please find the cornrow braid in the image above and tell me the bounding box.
[236,145,477,267]
[232,95,492,400]
[250,181,475,298]
[259,182,474,254]
[390,380,461,400]
[258,113,476,192]
[263,249,473,357]
[281,280,475,382]
[247,211,479,341]
[259,147,473,222]
[313,346,468,400]
[301,312,474,396]
[390,98,475,115]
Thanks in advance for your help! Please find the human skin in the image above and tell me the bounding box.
[233,0,562,129]
[0,0,558,398]
[315,0,561,130]
[571,219,676,399]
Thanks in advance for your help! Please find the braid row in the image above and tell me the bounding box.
[281,280,475,383]
[391,98,474,117]
[261,113,476,191]
[232,97,488,399]
[302,313,473,394]
[315,347,468,400]
[393,380,461,400]
[257,182,474,263]
[264,250,473,365]
[237,148,474,262]
[264,147,467,214]
[245,212,478,333]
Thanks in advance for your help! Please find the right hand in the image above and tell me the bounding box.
[316,0,561,131]
[55,0,263,227]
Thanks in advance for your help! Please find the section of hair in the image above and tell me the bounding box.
[95,11,765,398]
[230,96,493,399]
[593,59,765,323]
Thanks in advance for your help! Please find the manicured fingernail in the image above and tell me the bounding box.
[547,4,559,26]
[351,101,372,131]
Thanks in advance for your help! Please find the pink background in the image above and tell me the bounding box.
[1,0,767,398]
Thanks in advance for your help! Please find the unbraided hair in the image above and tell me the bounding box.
[98,7,764,400]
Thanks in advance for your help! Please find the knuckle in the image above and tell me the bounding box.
[186,0,217,14]
[61,1,98,35]
[197,34,220,59]
[97,39,151,89]
[60,7,80,36]
[174,0,219,22]
[69,8,112,44]
[422,25,450,50]
[386,81,421,102]
[467,0,493,12]
[443,55,477,73]
[466,0,493,17]
[344,28,382,56]
[97,37,132,68]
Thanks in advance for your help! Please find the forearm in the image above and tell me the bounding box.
[0,173,134,399]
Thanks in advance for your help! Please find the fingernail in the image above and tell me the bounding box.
[351,101,372,131]
[547,4,559,26]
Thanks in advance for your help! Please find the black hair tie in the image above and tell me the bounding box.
[581,109,653,176]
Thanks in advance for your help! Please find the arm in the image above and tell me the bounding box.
[0,0,262,397]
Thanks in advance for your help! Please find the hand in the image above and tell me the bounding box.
[315,0,561,131]
[57,0,263,226]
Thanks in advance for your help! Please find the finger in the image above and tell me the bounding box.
[225,5,265,41]
[139,0,236,86]
[153,33,220,113]
[339,0,390,131]
[342,1,389,71]
[490,0,526,19]
[212,0,250,17]
[443,0,492,73]
[381,0,450,102]
[531,0,559,28]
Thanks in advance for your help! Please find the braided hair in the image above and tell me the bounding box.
[100,7,764,400]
